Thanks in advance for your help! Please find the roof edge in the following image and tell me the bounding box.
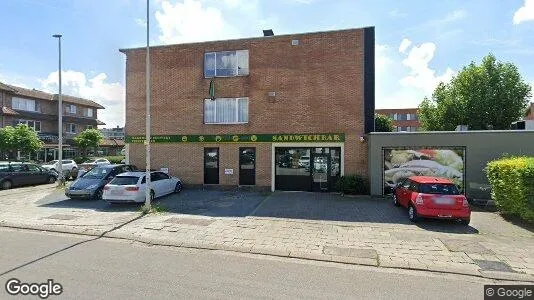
[119,26,375,53]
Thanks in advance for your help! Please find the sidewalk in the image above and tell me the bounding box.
[1,186,533,282]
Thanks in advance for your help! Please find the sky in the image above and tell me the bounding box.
[1,0,533,127]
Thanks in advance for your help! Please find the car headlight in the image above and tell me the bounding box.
[86,184,99,190]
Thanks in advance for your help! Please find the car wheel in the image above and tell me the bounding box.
[1,180,13,190]
[408,205,420,223]
[48,176,57,184]
[458,218,470,226]
[174,182,183,193]
[94,188,103,200]
[393,194,400,206]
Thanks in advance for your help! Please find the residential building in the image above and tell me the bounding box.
[375,108,421,132]
[100,126,125,140]
[121,27,375,192]
[0,82,105,161]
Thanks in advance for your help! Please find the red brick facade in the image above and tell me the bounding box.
[121,28,374,190]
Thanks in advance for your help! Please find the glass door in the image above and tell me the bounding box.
[239,148,255,185]
[204,148,219,184]
[311,148,329,192]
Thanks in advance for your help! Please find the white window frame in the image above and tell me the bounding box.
[85,108,93,117]
[204,50,249,78]
[204,97,249,125]
[65,104,77,114]
[66,123,77,134]
[16,119,41,132]
[12,97,40,112]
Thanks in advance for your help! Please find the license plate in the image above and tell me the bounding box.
[110,189,124,195]
[434,197,454,205]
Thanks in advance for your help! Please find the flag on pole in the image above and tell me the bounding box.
[209,79,215,100]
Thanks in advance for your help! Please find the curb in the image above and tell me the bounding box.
[1,222,533,283]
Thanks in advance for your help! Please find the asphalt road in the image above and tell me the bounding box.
[0,228,496,300]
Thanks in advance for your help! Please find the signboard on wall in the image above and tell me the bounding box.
[125,133,345,144]
[224,169,234,175]
[383,147,466,195]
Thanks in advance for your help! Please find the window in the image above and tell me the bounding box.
[84,108,93,117]
[65,104,77,114]
[204,98,248,124]
[16,120,41,132]
[419,183,460,195]
[27,164,41,172]
[204,50,249,77]
[398,114,408,121]
[66,123,76,134]
[12,97,40,112]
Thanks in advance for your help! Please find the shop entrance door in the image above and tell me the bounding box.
[311,148,330,192]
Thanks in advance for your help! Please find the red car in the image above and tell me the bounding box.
[393,176,471,225]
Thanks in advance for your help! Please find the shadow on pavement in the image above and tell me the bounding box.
[37,188,479,234]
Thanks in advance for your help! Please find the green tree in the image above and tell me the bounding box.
[11,124,43,157]
[0,126,16,159]
[419,54,532,131]
[74,128,103,157]
[374,114,394,132]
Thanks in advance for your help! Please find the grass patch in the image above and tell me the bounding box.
[140,203,168,215]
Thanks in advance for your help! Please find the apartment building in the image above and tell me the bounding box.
[100,126,125,140]
[0,82,105,161]
[375,108,421,131]
[526,102,534,120]
[121,27,375,192]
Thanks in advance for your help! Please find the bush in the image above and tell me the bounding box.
[105,156,125,164]
[335,174,370,195]
[486,156,534,222]
[73,157,89,164]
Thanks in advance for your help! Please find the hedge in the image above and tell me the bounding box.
[73,156,125,164]
[334,174,370,195]
[486,156,534,222]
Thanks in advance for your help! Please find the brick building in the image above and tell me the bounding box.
[0,82,105,161]
[526,102,534,120]
[375,108,421,131]
[121,27,375,192]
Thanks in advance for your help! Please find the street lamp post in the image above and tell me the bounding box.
[144,0,152,208]
[53,34,64,184]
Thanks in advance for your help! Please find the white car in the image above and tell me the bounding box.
[298,156,310,168]
[103,171,183,203]
[41,159,78,179]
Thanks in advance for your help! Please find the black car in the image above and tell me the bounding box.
[0,162,57,190]
[65,164,137,200]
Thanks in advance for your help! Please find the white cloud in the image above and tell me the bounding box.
[398,38,412,54]
[513,0,534,24]
[154,0,241,44]
[375,40,455,109]
[399,42,455,95]
[441,9,467,23]
[40,70,124,127]
[135,18,147,28]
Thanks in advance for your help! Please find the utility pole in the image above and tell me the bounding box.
[144,0,152,208]
[53,34,64,184]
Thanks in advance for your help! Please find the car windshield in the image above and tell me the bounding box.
[110,176,139,185]
[419,183,460,195]
[48,160,58,164]
[82,167,111,179]
[84,159,97,164]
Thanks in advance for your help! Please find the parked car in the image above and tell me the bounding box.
[393,176,471,225]
[41,159,78,179]
[65,164,137,200]
[0,162,57,189]
[79,158,111,169]
[103,171,183,203]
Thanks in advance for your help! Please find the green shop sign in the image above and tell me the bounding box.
[125,133,345,144]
